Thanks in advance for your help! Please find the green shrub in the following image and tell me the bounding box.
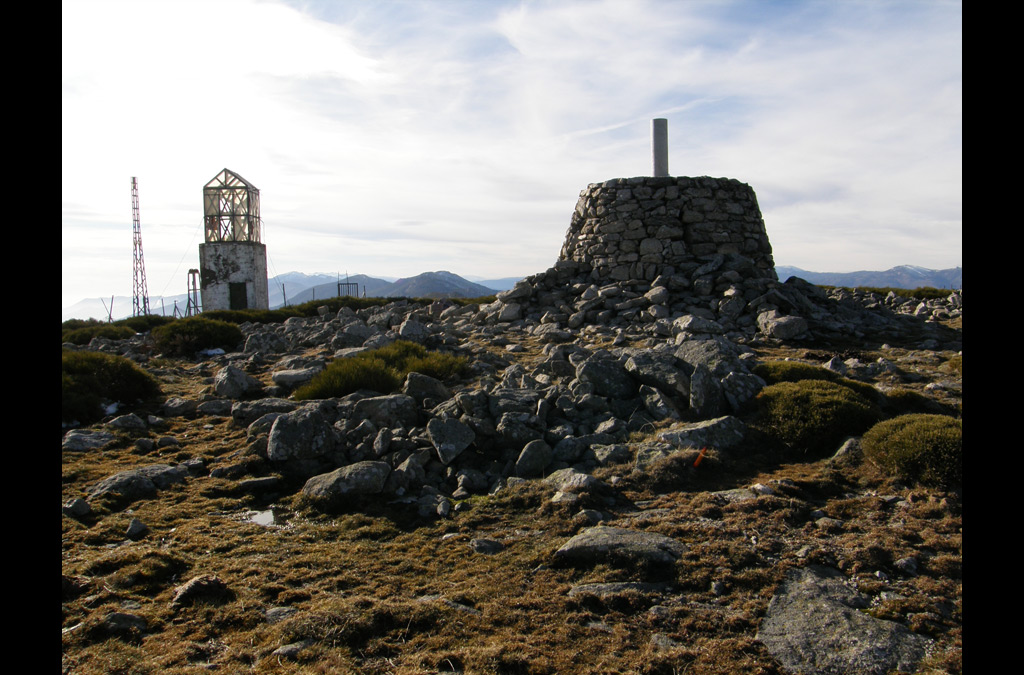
[62,315,175,344]
[201,296,400,326]
[62,350,160,424]
[117,315,175,332]
[404,353,468,380]
[62,324,136,345]
[862,414,962,487]
[836,377,882,403]
[756,380,881,455]
[882,388,949,416]
[294,340,467,400]
[62,318,100,331]
[151,317,243,356]
[295,357,402,400]
[753,360,880,403]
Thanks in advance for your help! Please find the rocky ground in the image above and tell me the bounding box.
[62,281,962,674]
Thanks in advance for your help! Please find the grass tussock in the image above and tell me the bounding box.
[862,414,962,487]
[201,296,399,325]
[62,324,136,345]
[943,354,963,376]
[83,547,189,594]
[753,360,837,385]
[151,317,243,357]
[756,380,881,456]
[62,315,175,345]
[62,350,161,424]
[294,340,468,399]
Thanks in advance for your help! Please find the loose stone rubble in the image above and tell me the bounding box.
[62,175,961,672]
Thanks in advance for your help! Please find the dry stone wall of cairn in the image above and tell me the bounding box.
[559,176,776,283]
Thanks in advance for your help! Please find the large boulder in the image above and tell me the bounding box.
[576,357,637,399]
[231,398,298,427]
[757,566,929,675]
[554,527,686,567]
[213,365,262,399]
[657,416,747,451]
[267,407,336,462]
[426,417,475,465]
[352,394,419,428]
[757,309,809,340]
[302,461,391,502]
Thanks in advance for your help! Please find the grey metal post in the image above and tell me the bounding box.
[652,118,669,177]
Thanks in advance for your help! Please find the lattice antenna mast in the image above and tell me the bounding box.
[131,177,151,316]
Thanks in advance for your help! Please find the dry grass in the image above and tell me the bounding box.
[62,342,962,674]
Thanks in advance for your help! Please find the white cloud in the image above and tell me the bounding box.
[63,0,961,309]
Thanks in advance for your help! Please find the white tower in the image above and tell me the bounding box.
[198,169,269,311]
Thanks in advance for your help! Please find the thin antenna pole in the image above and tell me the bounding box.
[131,177,151,316]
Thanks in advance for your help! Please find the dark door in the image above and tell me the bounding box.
[229,283,248,310]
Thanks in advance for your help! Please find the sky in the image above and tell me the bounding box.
[62,0,962,309]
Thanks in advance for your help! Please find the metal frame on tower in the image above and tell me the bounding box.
[131,177,151,316]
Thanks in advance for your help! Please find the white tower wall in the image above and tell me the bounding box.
[199,241,269,311]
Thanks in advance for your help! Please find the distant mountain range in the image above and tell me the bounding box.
[776,265,962,290]
[62,265,961,322]
[280,271,498,306]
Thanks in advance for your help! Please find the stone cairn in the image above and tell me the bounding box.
[560,176,776,284]
[483,175,802,339]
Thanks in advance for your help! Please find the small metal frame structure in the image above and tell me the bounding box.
[203,168,261,243]
[186,269,201,316]
[337,272,359,298]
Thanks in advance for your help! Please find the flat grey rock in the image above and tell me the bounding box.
[107,413,146,430]
[757,566,929,675]
[554,526,686,567]
[62,429,116,451]
[658,415,747,451]
[90,464,188,501]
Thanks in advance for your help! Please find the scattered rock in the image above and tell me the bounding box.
[98,611,147,637]
[469,538,505,554]
[272,639,317,659]
[125,518,148,540]
[63,498,92,518]
[108,413,146,430]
